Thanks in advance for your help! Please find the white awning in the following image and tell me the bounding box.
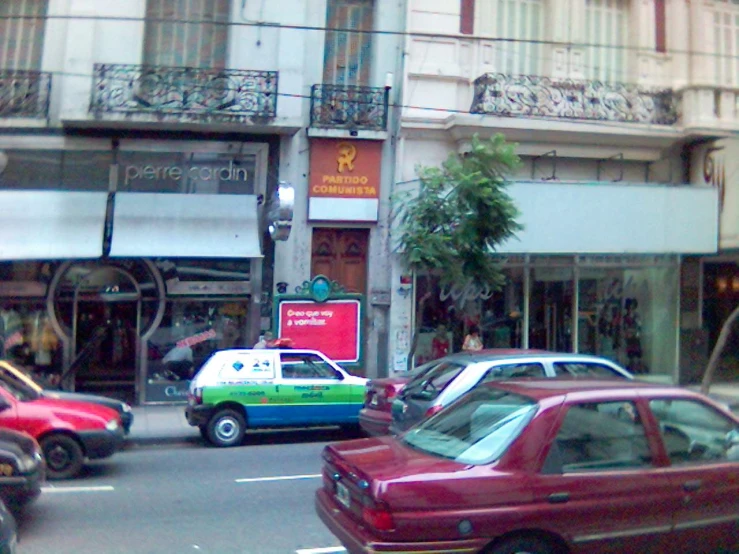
[0,191,108,260]
[109,193,262,258]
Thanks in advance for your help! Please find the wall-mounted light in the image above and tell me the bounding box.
[266,182,295,241]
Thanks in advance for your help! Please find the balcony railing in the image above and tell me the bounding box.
[0,70,51,119]
[470,73,678,126]
[310,84,389,131]
[90,64,278,122]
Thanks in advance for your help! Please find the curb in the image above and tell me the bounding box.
[124,434,202,448]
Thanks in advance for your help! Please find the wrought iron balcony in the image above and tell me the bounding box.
[90,64,278,122]
[310,84,389,131]
[0,70,51,119]
[470,73,678,126]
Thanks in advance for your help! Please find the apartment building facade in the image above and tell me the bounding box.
[388,0,734,385]
[0,0,404,403]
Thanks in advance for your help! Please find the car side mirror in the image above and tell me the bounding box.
[726,429,739,449]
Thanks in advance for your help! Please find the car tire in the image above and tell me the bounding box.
[486,536,556,554]
[41,434,84,480]
[207,409,246,447]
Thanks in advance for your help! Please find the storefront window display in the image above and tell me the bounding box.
[146,299,249,402]
[578,262,678,377]
[0,262,62,383]
[0,149,112,191]
[413,256,679,379]
[414,267,525,365]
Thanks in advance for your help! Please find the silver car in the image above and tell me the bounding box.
[389,351,634,435]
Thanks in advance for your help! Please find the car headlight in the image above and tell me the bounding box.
[122,403,132,414]
[16,453,39,473]
[106,419,119,432]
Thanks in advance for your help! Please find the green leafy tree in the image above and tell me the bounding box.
[393,134,522,369]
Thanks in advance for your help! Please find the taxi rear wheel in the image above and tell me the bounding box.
[207,409,246,447]
[41,434,84,480]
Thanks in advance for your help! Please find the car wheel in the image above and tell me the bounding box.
[41,434,84,480]
[207,409,246,447]
[487,536,556,554]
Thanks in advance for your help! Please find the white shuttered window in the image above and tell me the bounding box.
[713,0,739,86]
[144,0,230,68]
[475,0,544,76]
[584,0,629,82]
[0,0,47,70]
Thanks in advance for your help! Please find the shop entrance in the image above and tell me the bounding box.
[68,267,141,403]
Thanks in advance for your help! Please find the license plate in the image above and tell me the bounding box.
[335,481,351,509]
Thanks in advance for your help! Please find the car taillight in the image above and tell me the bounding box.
[425,404,444,418]
[191,387,203,405]
[362,500,395,531]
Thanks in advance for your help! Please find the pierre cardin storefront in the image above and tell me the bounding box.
[0,138,270,404]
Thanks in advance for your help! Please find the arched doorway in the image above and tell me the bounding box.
[47,260,165,404]
[70,266,140,399]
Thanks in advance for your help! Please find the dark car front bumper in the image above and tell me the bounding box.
[77,428,124,460]
[185,404,215,427]
[0,466,44,510]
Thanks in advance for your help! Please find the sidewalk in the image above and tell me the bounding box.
[123,384,739,447]
[126,404,201,446]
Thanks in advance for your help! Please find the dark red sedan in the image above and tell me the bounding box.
[316,380,739,554]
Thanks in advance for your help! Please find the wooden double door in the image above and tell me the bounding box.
[311,229,368,295]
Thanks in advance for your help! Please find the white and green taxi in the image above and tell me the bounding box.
[185,348,367,447]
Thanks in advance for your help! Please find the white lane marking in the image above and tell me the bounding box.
[295,546,346,554]
[235,473,321,484]
[41,485,115,493]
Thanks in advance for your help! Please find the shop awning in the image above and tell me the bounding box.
[0,191,108,260]
[109,193,262,258]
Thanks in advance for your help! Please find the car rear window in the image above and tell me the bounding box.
[402,361,466,400]
[401,388,537,465]
[553,362,624,379]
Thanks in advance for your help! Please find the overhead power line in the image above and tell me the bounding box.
[1,12,739,62]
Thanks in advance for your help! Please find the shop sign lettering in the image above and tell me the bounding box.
[176,329,217,348]
[164,385,189,398]
[439,280,494,307]
[123,160,249,186]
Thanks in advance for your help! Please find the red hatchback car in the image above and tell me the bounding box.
[0,381,124,480]
[316,380,739,554]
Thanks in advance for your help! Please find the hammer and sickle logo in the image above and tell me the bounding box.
[336,142,357,173]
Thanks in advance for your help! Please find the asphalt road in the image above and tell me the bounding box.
[16,429,352,554]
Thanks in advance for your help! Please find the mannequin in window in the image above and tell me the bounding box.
[462,325,483,352]
[431,324,450,360]
[623,298,644,373]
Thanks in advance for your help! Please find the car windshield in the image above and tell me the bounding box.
[401,388,537,465]
[402,361,466,400]
[0,376,39,402]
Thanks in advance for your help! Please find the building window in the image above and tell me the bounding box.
[474,0,544,76]
[0,0,48,70]
[143,0,230,68]
[584,0,629,82]
[713,0,739,86]
[323,0,374,86]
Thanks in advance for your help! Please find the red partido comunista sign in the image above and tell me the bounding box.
[278,299,360,363]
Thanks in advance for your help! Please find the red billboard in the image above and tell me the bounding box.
[277,299,361,363]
